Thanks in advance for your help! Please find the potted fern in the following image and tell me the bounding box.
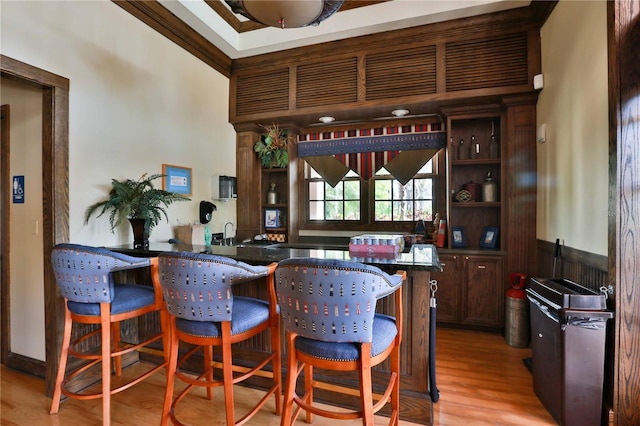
[84,173,190,248]
[254,124,291,168]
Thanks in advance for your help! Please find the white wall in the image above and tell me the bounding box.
[537,0,608,255]
[1,0,237,247]
[1,0,236,361]
[1,79,46,361]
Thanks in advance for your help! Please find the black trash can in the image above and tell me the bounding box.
[526,278,613,426]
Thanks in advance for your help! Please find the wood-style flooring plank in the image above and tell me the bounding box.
[0,328,555,425]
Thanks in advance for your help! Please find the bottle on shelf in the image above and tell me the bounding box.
[489,122,499,159]
[469,135,479,159]
[457,138,467,160]
[266,182,278,204]
[482,172,499,202]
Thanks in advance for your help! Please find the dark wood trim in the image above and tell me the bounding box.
[111,0,232,78]
[0,104,10,366]
[0,55,69,90]
[0,55,69,397]
[5,352,46,378]
[609,1,640,425]
[536,239,609,283]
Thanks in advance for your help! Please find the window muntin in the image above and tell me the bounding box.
[306,157,437,224]
[373,164,434,222]
[308,169,361,220]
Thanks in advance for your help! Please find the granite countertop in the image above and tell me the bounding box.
[108,242,442,272]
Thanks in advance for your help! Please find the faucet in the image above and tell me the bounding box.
[224,221,235,245]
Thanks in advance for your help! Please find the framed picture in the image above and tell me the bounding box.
[264,209,281,228]
[162,164,192,196]
[451,227,467,248]
[480,227,499,249]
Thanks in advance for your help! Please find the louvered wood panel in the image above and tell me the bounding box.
[236,69,289,116]
[366,46,436,100]
[296,58,357,108]
[446,34,528,92]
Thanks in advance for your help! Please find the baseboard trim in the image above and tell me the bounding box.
[5,352,46,378]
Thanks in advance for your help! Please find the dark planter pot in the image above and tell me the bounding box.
[129,218,150,249]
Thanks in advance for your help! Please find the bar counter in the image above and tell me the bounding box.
[110,242,441,425]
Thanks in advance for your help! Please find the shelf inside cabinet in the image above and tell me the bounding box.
[452,159,501,166]
[452,202,501,208]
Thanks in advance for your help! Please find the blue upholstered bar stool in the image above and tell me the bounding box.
[275,257,406,426]
[49,243,170,426]
[157,252,281,426]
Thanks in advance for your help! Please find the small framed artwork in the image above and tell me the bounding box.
[264,209,281,228]
[162,164,192,196]
[480,227,500,249]
[451,227,467,248]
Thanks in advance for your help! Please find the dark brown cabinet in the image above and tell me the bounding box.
[431,253,462,324]
[433,252,505,329]
[461,254,504,328]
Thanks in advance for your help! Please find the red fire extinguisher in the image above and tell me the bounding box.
[505,273,530,347]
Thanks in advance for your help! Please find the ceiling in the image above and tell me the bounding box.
[155,0,531,59]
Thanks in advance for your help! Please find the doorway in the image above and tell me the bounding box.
[0,55,69,395]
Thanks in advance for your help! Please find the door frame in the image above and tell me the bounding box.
[0,55,69,395]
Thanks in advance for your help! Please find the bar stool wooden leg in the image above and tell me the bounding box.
[162,317,179,426]
[50,305,72,415]
[100,304,111,426]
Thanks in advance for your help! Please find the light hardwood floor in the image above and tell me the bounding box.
[0,328,555,425]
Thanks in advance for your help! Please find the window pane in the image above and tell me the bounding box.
[414,178,433,199]
[343,181,360,199]
[419,160,433,174]
[309,181,324,201]
[414,201,433,221]
[309,201,324,220]
[392,181,409,200]
[344,201,360,220]
[375,201,392,221]
[375,180,392,200]
[325,201,343,220]
[393,200,413,221]
[325,182,343,200]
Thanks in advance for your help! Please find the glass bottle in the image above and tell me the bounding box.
[457,138,467,160]
[489,121,500,158]
[489,133,499,159]
[469,135,479,159]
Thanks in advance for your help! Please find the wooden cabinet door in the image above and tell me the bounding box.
[430,254,462,325]
[462,255,504,327]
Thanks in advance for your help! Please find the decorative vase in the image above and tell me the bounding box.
[129,218,150,249]
[267,182,278,204]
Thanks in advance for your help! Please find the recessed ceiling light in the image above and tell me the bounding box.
[391,109,410,117]
[319,116,335,123]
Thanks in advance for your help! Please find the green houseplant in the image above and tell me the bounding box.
[253,124,291,168]
[84,173,190,248]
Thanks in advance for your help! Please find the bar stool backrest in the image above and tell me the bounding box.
[158,251,269,322]
[275,257,403,343]
[51,243,150,304]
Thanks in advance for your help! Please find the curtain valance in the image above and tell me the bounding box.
[298,123,446,185]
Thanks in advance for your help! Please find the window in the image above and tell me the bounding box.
[308,169,361,220]
[305,155,439,228]
[373,162,434,222]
